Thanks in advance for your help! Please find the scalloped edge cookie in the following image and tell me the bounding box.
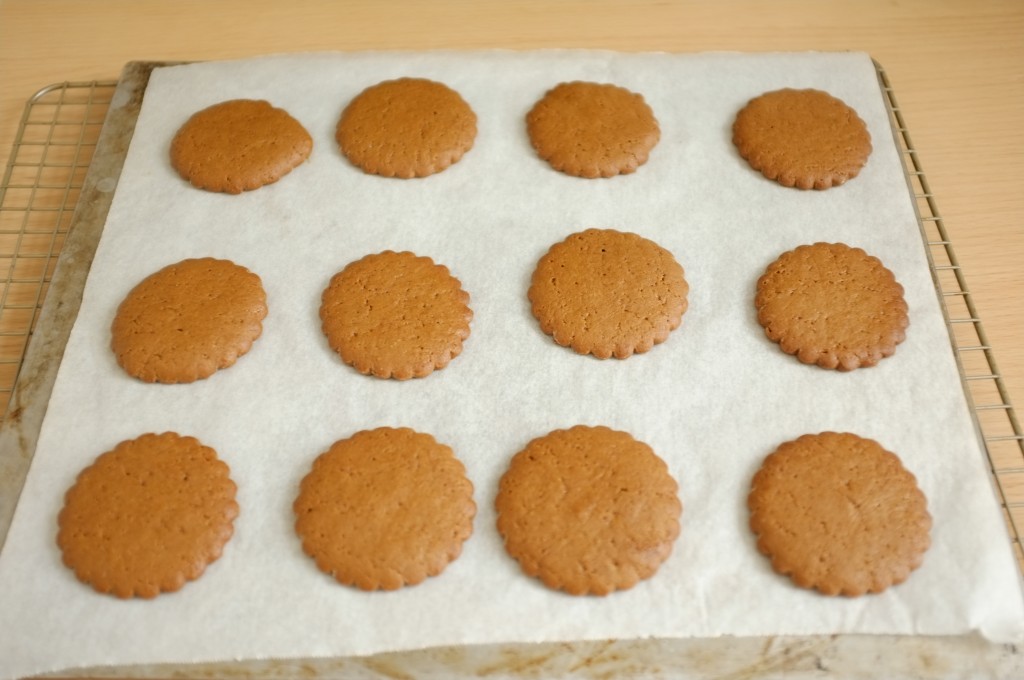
[748,432,931,596]
[294,427,476,590]
[496,425,682,596]
[528,228,688,359]
[732,88,871,190]
[57,432,239,599]
[755,242,908,371]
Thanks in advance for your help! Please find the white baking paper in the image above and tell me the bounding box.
[0,51,1021,679]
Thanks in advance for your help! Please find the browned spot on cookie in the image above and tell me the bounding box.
[748,432,931,596]
[495,425,682,596]
[57,432,239,599]
[527,81,660,178]
[755,242,908,371]
[170,99,312,194]
[319,250,472,380]
[336,78,477,178]
[111,258,268,383]
[528,228,688,359]
[732,88,871,190]
[294,427,476,591]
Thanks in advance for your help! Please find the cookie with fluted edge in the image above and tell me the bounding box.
[336,77,477,178]
[526,81,660,178]
[294,427,476,591]
[732,88,871,190]
[57,432,239,599]
[170,99,312,194]
[755,242,908,371]
[111,258,268,383]
[496,425,682,596]
[528,228,688,359]
[320,250,473,379]
[748,432,931,596]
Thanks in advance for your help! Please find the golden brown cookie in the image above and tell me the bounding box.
[319,250,472,379]
[528,228,688,359]
[732,88,872,190]
[111,258,268,383]
[336,77,477,178]
[748,432,931,597]
[57,432,239,599]
[495,425,682,596]
[526,81,660,178]
[170,99,313,194]
[755,242,909,371]
[293,427,476,591]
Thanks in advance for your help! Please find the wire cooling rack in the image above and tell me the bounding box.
[0,80,116,410]
[874,66,1024,569]
[0,69,1022,572]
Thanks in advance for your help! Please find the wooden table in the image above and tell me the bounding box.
[0,1,1021,678]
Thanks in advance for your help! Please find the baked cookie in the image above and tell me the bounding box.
[528,228,688,359]
[755,242,908,371]
[319,251,472,379]
[57,432,239,599]
[336,77,477,178]
[748,432,931,596]
[732,88,871,190]
[495,425,682,596]
[526,81,660,178]
[293,427,476,590]
[111,258,268,383]
[170,99,312,194]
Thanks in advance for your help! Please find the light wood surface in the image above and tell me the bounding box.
[0,0,1020,410]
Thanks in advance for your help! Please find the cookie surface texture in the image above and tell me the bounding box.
[526,81,660,178]
[528,228,688,359]
[57,432,239,599]
[748,432,931,596]
[170,99,312,194]
[336,77,477,178]
[320,250,472,379]
[293,427,476,591]
[732,88,872,190]
[111,258,268,383]
[755,242,908,371]
[495,425,682,596]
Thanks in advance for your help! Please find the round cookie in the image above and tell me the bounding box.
[528,228,688,359]
[732,88,872,190]
[293,427,476,591]
[495,425,682,596]
[57,432,239,599]
[319,250,472,379]
[755,242,909,371]
[526,81,660,178]
[748,432,931,596]
[170,99,313,194]
[336,77,477,178]
[111,258,268,383]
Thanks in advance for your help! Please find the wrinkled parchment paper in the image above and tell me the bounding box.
[0,51,1021,679]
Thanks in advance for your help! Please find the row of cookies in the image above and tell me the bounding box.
[57,426,930,600]
[110,230,908,385]
[170,78,871,192]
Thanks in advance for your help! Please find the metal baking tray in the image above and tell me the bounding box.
[1,60,1022,679]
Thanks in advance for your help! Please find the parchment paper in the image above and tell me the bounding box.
[0,51,1021,680]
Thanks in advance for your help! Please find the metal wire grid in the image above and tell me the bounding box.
[0,73,1022,565]
[876,64,1024,566]
[0,81,117,413]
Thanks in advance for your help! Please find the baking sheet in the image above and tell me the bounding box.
[0,50,1021,680]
